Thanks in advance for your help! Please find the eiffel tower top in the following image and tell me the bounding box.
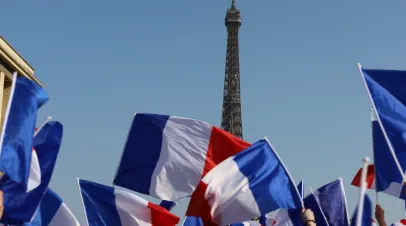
[225,0,241,25]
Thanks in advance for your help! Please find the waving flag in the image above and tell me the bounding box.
[312,179,349,226]
[352,118,406,199]
[114,113,250,201]
[25,188,80,226]
[358,65,406,186]
[186,139,302,226]
[0,121,62,224]
[78,179,180,226]
[0,74,48,189]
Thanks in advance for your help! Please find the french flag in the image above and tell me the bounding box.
[26,188,80,226]
[186,139,303,226]
[28,118,52,193]
[114,113,250,201]
[0,74,48,189]
[352,119,406,199]
[0,121,62,224]
[78,179,180,226]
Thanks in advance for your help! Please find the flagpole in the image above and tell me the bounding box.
[357,63,406,185]
[355,157,370,226]
[370,109,379,204]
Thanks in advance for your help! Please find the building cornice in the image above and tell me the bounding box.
[0,36,43,87]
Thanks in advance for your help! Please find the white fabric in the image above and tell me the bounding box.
[274,209,295,226]
[49,202,80,226]
[150,116,212,200]
[202,157,260,225]
[114,187,152,226]
[27,150,41,192]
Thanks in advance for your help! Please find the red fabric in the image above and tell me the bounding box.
[148,202,180,226]
[186,127,250,225]
[351,164,375,189]
[399,219,406,225]
[202,126,250,177]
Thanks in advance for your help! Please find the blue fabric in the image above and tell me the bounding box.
[79,179,122,226]
[257,180,304,225]
[0,121,62,224]
[160,200,177,211]
[316,179,349,226]
[304,193,329,226]
[26,188,63,226]
[350,195,372,226]
[114,113,170,195]
[0,76,48,189]
[372,119,406,198]
[183,216,204,226]
[233,139,302,215]
[362,69,406,193]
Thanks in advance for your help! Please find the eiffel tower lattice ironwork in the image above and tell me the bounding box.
[221,0,243,139]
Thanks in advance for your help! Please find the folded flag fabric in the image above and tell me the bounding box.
[78,179,180,226]
[186,139,302,226]
[312,179,349,226]
[0,74,48,189]
[0,121,62,224]
[159,198,185,211]
[114,113,250,201]
[25,188,80,226]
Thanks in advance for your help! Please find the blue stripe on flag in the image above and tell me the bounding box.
[183,216,204,226]
[233,139,302,215]
[39,189,63,225]
[114,113,170,194]
[79,179,122,226]
[0,121,62,224]
[0,76,48,188]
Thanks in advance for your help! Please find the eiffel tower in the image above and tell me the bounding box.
[220,0,243,139]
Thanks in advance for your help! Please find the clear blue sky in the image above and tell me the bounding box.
[1,0,405,224]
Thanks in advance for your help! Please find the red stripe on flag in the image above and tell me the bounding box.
[148,202,180,226]
[187,127,250,225]
[351,164,375,189]
[202,127,250,177]
[185,181,217,226]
